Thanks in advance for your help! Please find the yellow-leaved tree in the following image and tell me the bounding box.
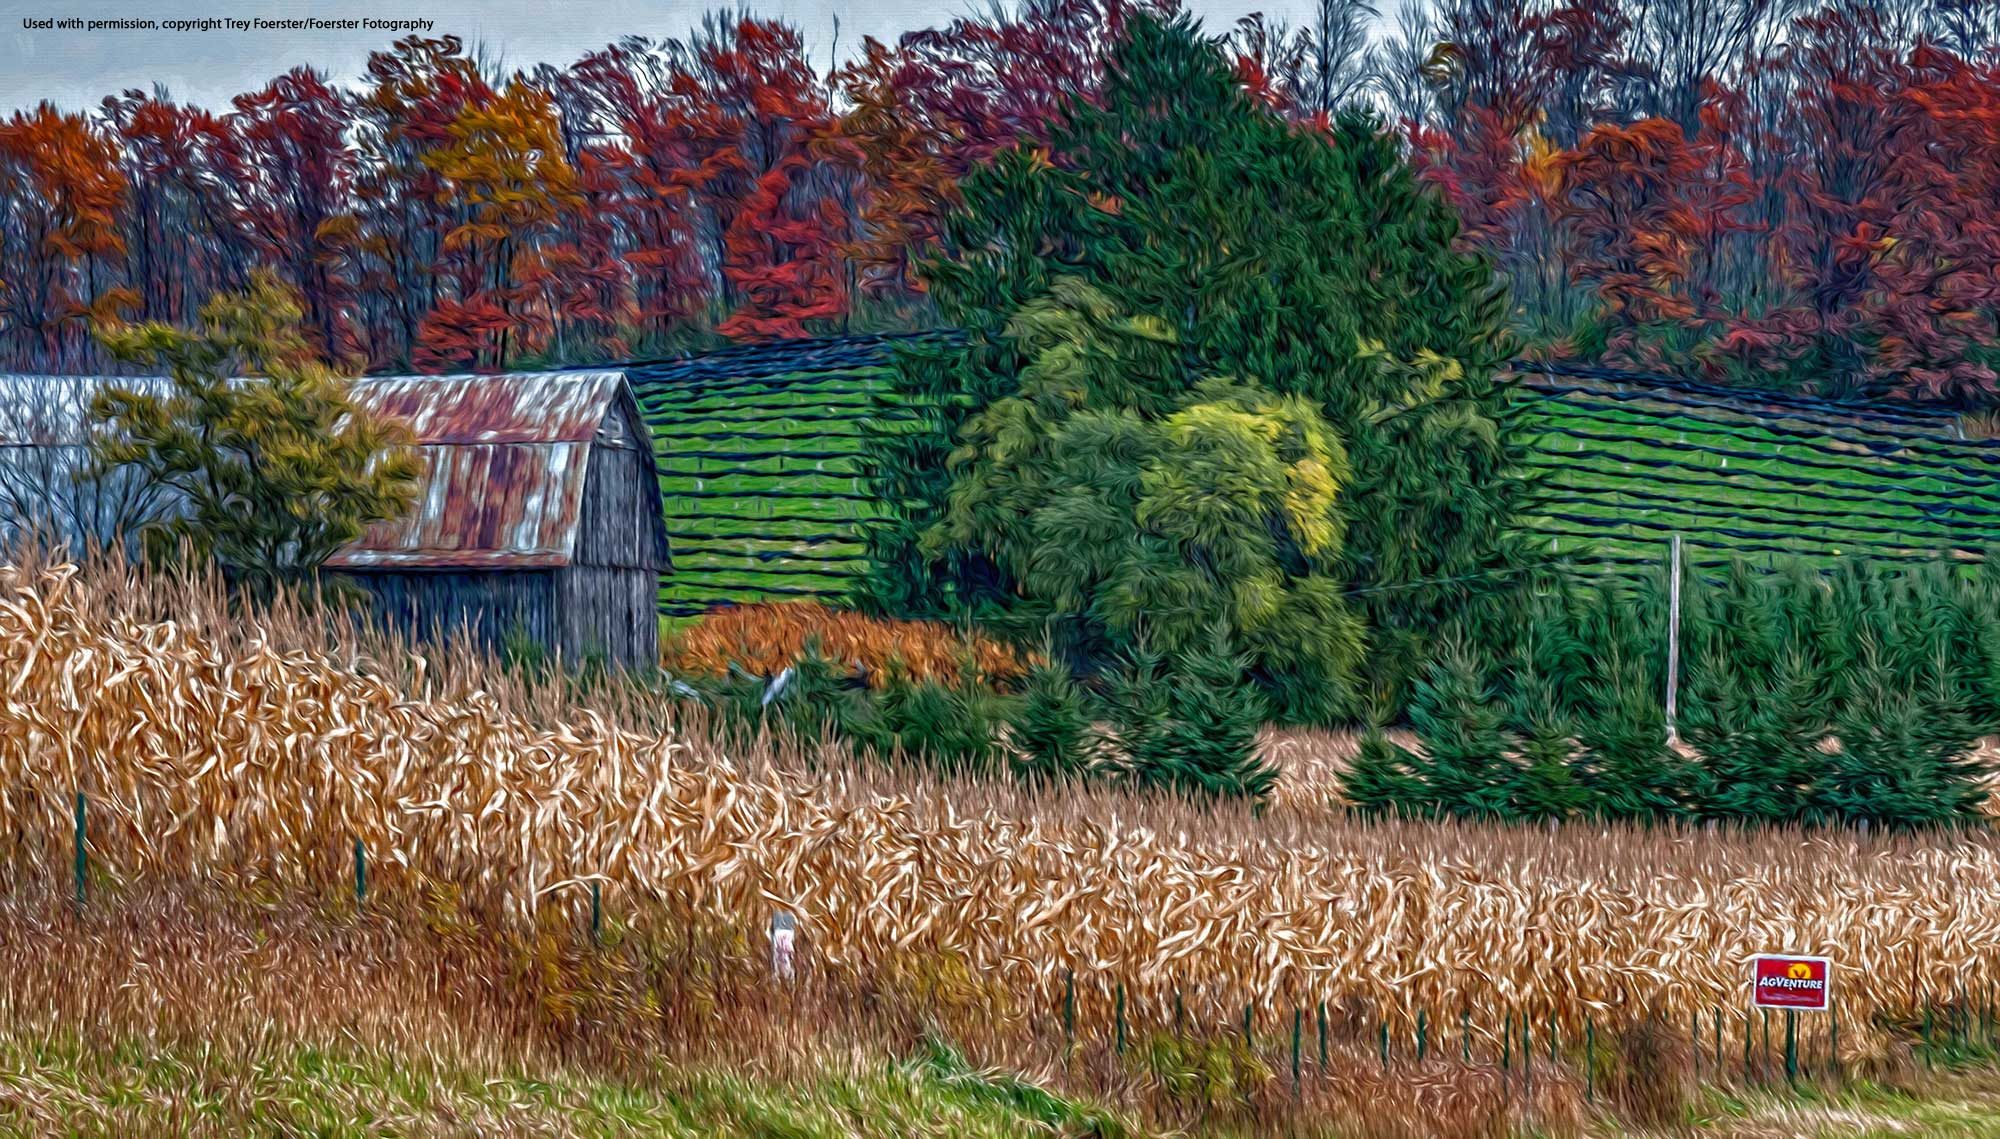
[87,270,420,598]
[930,278,1365,795]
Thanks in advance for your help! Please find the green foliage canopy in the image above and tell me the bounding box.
[89,270,420,595]
[926,278,1363,721]
[863,12,1539,718]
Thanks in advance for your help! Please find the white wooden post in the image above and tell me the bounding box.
[1666,534,1683,747]
[770,911,797,980]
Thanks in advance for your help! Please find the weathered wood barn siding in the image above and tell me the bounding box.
[330,372,671,670]
[345,568,561,652]
[557,386,668,665]
[0,371,672,671]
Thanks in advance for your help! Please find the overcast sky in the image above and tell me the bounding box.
[2,0,1368,113]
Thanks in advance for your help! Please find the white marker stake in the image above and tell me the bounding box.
[771,911,797,980]
[1665,533,1683,747]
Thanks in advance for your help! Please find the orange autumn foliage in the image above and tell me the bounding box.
[663,602,1032,689]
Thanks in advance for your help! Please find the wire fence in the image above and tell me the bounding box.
[50,797,2000,1115]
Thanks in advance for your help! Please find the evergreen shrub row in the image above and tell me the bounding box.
[1345,558,2000,829]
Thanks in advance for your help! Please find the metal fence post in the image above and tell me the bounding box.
[1585,1017,1596,1104]
[1692,1009,1701,1079]
[1521,1011,1532,1094]
[1761,1007,1771,1079]
[1785,1009,1798,1085]
[1318,1001,1328,1068]
[1115,984,1126,1056]
[1063,969,1075,1050]
[1985,980,1994,1046]
[353,837,366,907]
[1742,1009,1751,1083]
[1291,1007,1302,1092]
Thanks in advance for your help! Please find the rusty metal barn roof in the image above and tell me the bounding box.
[345,373,624,446]
[0,371,651,571]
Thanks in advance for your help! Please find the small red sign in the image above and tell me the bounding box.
[1751,954,1833,1011]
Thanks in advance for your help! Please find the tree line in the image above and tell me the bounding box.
[6,1,2000,406]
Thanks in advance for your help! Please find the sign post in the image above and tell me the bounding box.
[1752,954,1830,1086]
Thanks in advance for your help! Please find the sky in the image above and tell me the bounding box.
[0,0,1367,113]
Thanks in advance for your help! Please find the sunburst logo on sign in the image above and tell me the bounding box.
[1787,963,1813,980]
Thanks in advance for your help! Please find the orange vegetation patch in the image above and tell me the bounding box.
[663,602,1032,688]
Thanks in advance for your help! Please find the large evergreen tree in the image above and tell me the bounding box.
[862,11,1539,717]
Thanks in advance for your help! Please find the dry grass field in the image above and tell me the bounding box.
[2,556,2000,1135]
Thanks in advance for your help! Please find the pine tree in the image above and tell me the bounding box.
[1820,640,1984,827]
[864,12,1538,716]
[1940,562,2000,729]
[1818,577,1989,828]
[1510,711,1591,822]
[1105,638,1176,780]
[1404,641,1517,819]
[1341,726,1427,816]
[848,667,1006,775]
[1571,580,1687,820]
[1680,564,1827,824]
[1009,657,1099,782]
[1148,631,1275,801]
[1108,623,1276,802]
[1503,642,1592,822]
[1577,679,1688,821]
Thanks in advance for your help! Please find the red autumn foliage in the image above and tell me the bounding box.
[1413,0,2000,406]
[1551,107,1754,332]
[218,68,358,362]
[0,104,131,371]
[663,601,1033,689]
[4,0,2000,409]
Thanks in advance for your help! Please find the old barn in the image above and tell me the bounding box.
[0,370,671,670]
[333,372,671,668]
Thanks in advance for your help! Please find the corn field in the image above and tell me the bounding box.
[1,558,1998,1069]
